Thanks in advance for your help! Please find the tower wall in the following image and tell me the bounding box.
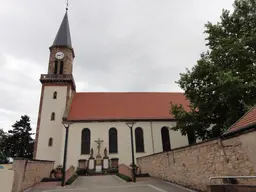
[35,85,69,165]
[48,47,74,75]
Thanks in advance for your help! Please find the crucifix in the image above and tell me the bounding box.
[95,138,104,157]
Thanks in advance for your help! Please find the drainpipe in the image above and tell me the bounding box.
[150,121,155,154]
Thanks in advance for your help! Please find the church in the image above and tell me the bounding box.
[33,10,190,171]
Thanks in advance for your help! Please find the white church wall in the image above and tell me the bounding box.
[151,121,188,153]
[66,121,188,168]
[36,86,67,166]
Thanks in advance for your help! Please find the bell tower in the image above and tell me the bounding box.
[34,9,75,165]
[42,10,76,90]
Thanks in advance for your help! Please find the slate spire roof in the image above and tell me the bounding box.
[52,11,72,48]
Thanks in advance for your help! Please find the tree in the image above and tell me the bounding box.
[5,115,34,159]
[0,129,9,163]
[171,0,256,140]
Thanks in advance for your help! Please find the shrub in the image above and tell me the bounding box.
[66,173,78,185]
[116,173,132,182]
[108,167,118,174]
[76,168,87,175]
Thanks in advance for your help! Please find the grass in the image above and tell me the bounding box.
[116,173,132,182]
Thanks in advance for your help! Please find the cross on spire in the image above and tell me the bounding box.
[66,0,69,11]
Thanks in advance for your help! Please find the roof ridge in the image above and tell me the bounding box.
[223,104,256,135]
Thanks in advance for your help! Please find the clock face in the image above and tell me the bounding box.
[55,52,64,60]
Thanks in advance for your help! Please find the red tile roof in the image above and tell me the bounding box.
[224,105,256,135]
[67,92,190,121]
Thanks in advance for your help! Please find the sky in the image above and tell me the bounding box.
[0,0,234,133]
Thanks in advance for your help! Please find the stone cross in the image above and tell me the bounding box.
[95,138,104,157]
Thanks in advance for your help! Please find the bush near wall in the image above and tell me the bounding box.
[116,173,132,182]
[66,173,78,185]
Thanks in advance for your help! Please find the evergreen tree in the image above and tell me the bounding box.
[0,129,9,163]
[5,115,34,159]
[171,0,256,141]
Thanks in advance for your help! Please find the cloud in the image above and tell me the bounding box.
[0,0,234,132]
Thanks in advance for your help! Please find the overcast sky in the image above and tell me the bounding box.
[0,0,234,132]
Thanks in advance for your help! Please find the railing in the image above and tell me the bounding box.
[209,176,256,184]
[40,74,76,90]
[40,74,73,80]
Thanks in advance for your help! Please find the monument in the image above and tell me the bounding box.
[88,148,95,171]
[103,147,110,170]
[95,138,103,173]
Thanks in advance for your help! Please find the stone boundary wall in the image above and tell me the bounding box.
[137,130,256,192]
[12,159,54,192]
[65,165,75,182]
[118,164,133,181]
[0,169,14,192]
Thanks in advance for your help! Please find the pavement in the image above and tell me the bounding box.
[26,175,197,192]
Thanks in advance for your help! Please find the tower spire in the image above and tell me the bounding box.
[51,10,72,48]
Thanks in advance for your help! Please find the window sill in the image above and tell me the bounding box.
[109,152,118,155]
[136,152,146,153]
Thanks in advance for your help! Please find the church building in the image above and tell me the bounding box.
[33,10,190,170]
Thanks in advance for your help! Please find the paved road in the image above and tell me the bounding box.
[27,175,197,192]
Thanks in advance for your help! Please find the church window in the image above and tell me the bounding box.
[109,127,118,153]
[53,91,57,99]
[81,128,90,154]
[161,127,171,152]
[54,61,58,74]
[135,127,145,152]
[48,137,53,147]
[59,61,64,74]
[51,112,55,121]
[187,129,196,145]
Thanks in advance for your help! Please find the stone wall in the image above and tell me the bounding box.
[0,169,14,192]
[12,159,54,192]
[137,130,256,192]
[118,164,134,181]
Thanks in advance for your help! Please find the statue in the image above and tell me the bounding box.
[95,138,104,158]
[90,148,94,159]
[104,147,108,158]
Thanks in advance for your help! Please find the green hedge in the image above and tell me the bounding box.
[65,173,78,185]
[116,173,132,182]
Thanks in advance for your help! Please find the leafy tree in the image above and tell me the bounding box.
[171,0,256,141]
[5,115,34,159]
[0,129,9,163]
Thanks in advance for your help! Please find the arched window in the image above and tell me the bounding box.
[51,112,55,121]
[81,128,90,154]
[48,138,53,147]
[53,91,57,99]
[109,128,118,153]
[59,61,64,74]
[54,61,58,74]
[135,127,145,152]
[161,127,171,151]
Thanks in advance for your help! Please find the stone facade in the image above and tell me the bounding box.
[12,159,54,192]
[137,130,256,192]
[48,46,74,75]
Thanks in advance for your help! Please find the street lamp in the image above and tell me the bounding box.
[61,120,71,187]
[126,121,136,183]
